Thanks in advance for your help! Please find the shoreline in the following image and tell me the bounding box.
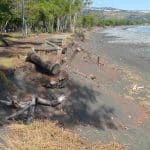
[0,26,150,150]
[70,26,150,150]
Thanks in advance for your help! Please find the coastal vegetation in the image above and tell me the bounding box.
[0,0,92,33]
[0,0,149,34]
[80,14,145,28]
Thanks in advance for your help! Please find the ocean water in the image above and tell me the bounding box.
[102,26,150,44]
[127,26,150,33]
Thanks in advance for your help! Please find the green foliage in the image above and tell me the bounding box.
[0,0,146,33]
[97,18,144,26]
[78,13,145,28]
[0,0,13,31]
[0,0,90,33]
[79,14,98,28]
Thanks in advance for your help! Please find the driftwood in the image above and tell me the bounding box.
[45,40,62,50]
[34,39,62,53]
[34,47,61,53]
[27,97,36,123]
[1,95,66,123]
[46,38,63,46]
[0,99,20,109]
[26,52,61,75]
[41,70,69,89]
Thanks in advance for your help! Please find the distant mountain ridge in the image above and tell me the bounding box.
[86,7,150,13]
[83,7,150,22]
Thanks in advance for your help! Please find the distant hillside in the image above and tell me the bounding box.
[83,7,150,22]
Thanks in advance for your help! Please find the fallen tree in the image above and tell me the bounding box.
[26,52,61,75]
[34,40,63,53]
[46,38,63,46]
[0,95,66,123]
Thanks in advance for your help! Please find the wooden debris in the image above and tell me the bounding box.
[90,74,96,80]
[76,47,82,52]
[97,56,100,64]
[45,40,62,50]
[75,31,85,42]
[26,52,61,75]
[3,95,66,123]
[67,49,80,64]
[43,70,68,89]
[46,38,63,46]
[34,47,61,53]
[0,99,20,109]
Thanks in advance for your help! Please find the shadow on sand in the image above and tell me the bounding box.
[0,76,117,130]
[50,80,117,130]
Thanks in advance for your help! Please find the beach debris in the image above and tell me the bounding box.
[76,47,82,52]
[67,48,80,64]
[97,56,100,64]
[43,70,69,88]
[89,74,96,80]
[133,84,137,90]
[97,56,104,66]
[26,52,61,75]
[46,38,63,46]
[75,31,86,42]
[0,94,66,123]
[132,84,144,91]
[128,115,132,119]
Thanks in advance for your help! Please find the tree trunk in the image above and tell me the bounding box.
[57,18,60,32]
[26,52,61,75]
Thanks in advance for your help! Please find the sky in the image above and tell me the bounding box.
[92,0,150,10]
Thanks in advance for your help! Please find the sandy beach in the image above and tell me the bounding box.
[63,26,150,150]
[0,26,150,150]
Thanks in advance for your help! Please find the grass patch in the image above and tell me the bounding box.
[5,120,126,150]
[0,57,19,68]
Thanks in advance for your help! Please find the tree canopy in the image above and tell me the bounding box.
[0,0,92,33]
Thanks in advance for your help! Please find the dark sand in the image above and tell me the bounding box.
[63,27,150,150]
[0,27,150,149]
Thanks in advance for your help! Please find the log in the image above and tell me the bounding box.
[36,95,65,107]
[26,52,61,75]
[46,38,63,46]
[43,70,69,89]
[4,95,66,122]
[26,96,36,123]
[34,47,61,53]
[0,99,20,108]
[45,40,62,50]
[5,102,31,120]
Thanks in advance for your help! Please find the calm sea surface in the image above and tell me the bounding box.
[127,26,150,33]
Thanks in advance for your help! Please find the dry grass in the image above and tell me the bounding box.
[6,121,86,150]
[0,57,21,68]
[4,121,126,150]
[91,141,126,150]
